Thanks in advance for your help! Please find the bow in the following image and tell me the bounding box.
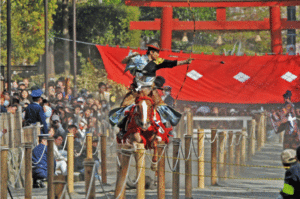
[175,0,196,102]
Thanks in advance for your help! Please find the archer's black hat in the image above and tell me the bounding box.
[283,90,292,99]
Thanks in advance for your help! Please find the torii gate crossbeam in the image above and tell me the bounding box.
[127,1,300,54]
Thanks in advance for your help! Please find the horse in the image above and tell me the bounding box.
[120,89,172,170]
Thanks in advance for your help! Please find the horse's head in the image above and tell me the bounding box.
[134,92,154,131]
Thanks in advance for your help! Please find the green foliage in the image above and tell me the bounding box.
[0,0,58,65]
[53,3,140,47]
[76,52,127,98]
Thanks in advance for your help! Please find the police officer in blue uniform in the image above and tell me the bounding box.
[24,89,48,134]
[32,134,56,188]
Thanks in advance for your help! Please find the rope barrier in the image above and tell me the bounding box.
[204,132,219,144]
[127,151,146,185]
[85,163,97,199]
[75,134,87,157]
[59,184,67,199]
[96,175,110,199]
[145,145,167,165]
[143,151,284,169]
[179,137,193,160]
[191,136,205,159]
[132,165,284,181]
[165,142,181,172]
[7,147,25,187]
[230,134,243,146]
[32,144,47,165]
[92,136,101,156]
[115,153,133,199]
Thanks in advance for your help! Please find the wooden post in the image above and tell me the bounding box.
[172,138,181,199]
[25,143,32,199]
[157,142,166,199]
[8,112,15,148]
[86,133,93,159]
[257,115,263,151]
[84,159,95,199]
[135,143,145,199]
[53,175,66,199]
[197,129,205,188]
[211,128,218,185]
[1,113,9,146]
[240,128,247,171]
[235,132,241,176]
[228,131,235,178]
[187,111,193,135]
[279,131,284,144]
[218,131,227,182]
[248,119,256,160]
[101,134,107,184]
[261,113,265,147]
[185,135,192,198]
[115,146,133,199]
[1,147,8,199]
[47,137,55,199]
[67,133,74,193]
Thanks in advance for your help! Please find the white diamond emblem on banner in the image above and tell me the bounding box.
[234,72,250,83]
[281,72,297,82]
[187,70,203,81]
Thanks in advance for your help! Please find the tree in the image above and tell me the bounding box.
[0,0,58,65]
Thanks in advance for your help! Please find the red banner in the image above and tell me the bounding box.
[97,45,300,104]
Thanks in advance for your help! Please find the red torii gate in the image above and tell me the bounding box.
[125,0,300,54]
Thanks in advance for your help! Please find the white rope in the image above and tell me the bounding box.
[115,154,133,199]
[204,132,219,144]
[179,137,193,161]
[165,142,181,172]
[145,145,167,165]
[97,175,110,199]
[93,136,101,156]
[127,151,146,185]
[230,133,243,146]
[85,163,97,199]
[75,134,87,157]
[7,148,25,187]
[59,184,67,199]
[61,137,68,151]
[191,136,205,159]
[33,144,47,165]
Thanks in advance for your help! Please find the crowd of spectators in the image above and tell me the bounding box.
[0,77,116,186]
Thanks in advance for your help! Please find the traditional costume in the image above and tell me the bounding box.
[109,43,188,139]
[272,90,300,150]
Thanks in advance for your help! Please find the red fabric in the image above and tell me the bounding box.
[120,103,171,149]
[97,45,300,104]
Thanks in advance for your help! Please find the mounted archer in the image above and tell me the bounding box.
[109,42,192,143]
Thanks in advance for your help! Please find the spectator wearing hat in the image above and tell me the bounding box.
[32,134,56,188]
[24,89,48,134]
[52,114,66,141]
[18,82,26,90]
[280,147,300,198]
[273,90,300,150]
[162,86,175,108]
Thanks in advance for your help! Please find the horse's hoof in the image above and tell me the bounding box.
[151,164,157,171]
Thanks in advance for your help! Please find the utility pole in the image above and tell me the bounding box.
[7,0,11,94]
[73,0,77,97]
[45,0,49,96]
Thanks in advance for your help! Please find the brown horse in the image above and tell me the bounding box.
[122,90,163,170]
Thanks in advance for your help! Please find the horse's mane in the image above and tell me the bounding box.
[135,91,154,105]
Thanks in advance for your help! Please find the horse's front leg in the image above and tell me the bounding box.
[129,132,143,148]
